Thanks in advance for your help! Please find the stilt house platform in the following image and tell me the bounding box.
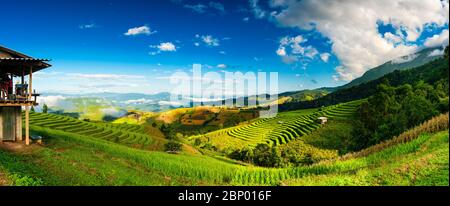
[0,45,51,145]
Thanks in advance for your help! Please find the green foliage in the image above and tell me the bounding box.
[252,144,282,168]
[350,81,444,150]
[445,45,449,59]
[164,141,183,153]
[30,106,35,112]
[7,174,43,186]
[42,104,48,113]
[278,140,338,167]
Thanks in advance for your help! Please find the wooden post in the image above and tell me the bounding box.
[25,105,30,145]
[29,66,33,100]
[21,69,25,97]
[21,69,25,85]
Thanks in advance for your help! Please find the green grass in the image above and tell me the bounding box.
[283,131,449,186]
[1,122,447,185]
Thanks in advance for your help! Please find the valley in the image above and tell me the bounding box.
[1,44,448,186]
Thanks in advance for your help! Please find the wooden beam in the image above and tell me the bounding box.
[25,106,30,145]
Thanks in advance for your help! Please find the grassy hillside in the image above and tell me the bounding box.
[1,113,447,186]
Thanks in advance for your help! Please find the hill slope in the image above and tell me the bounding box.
[280,56,448,111]
[339,46,445,90]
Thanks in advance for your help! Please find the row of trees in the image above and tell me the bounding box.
[349,47,449,150]
[350,79,448,150]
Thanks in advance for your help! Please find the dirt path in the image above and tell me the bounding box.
[0,142,40,154]
[0,172,9,186]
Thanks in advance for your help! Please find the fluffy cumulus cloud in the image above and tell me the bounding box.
[276,35,321,64]
[124,26,156,36]
[265,0,449,81]
[424,29,449,48]
[150,42,177,55]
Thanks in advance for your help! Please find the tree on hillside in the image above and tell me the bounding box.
[30,106,35,112]
[252,144,282,168]
[351,82,440,150]
[42,104,48,113]
[445,45,449,59]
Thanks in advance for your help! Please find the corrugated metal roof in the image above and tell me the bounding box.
[0,57,51,61]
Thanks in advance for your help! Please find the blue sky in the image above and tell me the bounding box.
[0,0,448,95]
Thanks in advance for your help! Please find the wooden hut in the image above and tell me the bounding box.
[317,117,328,124]
[0,45,51,145]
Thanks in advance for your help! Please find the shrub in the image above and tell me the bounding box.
[228,146,254,163]
[278,140,338,167]
[164,141,183,153]
[252,144,282,168]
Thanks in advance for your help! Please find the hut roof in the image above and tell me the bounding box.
[0,45,52,75]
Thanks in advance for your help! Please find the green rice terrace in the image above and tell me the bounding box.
[0,112,448,186]
[28,112,154,150]
[190,100,363,150]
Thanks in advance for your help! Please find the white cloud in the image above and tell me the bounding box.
[217,64,227,69]
[428,48,445,57]
[209,2,225,14]
[268,0,449,81]
[276,35,319,64]
[276,47,287,56]
[320,53,331,63]
[184,4,207,13]
[158,101,183,106]
[124,26,156,36]
[183,2,225,14]
[219,51,226,55]
[150,42,177,55]
[124,98,155,105]
[333,66,354,82]
[384,32,404,44]
[79,23,96,29]
[100,107,127,118]
[37,95,66,108]
[424,29,449,48]
[67,73,146,80]
[196,35,220,47]
[391,53,419,64]
[243,17,250,22]
[157,42,177,52]
[250,0,266,19]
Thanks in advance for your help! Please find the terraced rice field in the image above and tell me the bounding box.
[27,112,153,149]
[192,100,362,148]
